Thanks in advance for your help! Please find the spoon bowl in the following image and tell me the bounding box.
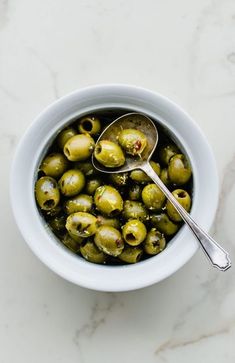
[92,113,158,173]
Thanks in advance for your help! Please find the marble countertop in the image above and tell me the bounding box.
[1,0,234,362]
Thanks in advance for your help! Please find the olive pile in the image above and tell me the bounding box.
[35,112,192,264]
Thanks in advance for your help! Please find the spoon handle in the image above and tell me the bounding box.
[142,163,231,271]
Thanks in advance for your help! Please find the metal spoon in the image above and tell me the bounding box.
[92,112,231,271]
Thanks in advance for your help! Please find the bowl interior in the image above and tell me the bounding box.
[35,106,194,264]
[11,85,219,291]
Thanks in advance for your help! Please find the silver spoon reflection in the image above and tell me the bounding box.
[92,113,231,271]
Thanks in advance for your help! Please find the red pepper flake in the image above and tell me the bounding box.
[134,140,141,151]
[116,239,122,247]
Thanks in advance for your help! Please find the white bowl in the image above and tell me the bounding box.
[10,84,219,292]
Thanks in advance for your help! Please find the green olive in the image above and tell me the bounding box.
[144,228,166,255]
[94,140,125,168]
[109,172,129,186]
[78,116,101,135]
[130,161,160,183]
[40,153,69,179]
[119,246,143,264]
[58,169,85,197]
[75,161,97,177]
[57,127,77,149]
[166,189,191,222]
[129,169,147,183]
[35,176,60,211]
[168,154,192,185]
[160,168,171,187]
[96,215,120,229]
[80,240,107,264]
[61,233,82,253]
[66,212,98,238]
[85,178,102,195]
[159,144,179,165]
[118,128,147,156]
[64,194,93,214]
[151,213,179,236]
[48,215,66,233]
[128,184,142,201]
[94,185,123,216]
[94,226,124,256]
[122,200,148,221]
[142,184,166,211]
[64,134,95,162]
[122,219,147,246]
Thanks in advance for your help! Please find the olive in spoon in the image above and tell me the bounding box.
[92,112,231,271]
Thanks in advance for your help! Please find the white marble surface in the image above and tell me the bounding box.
[0,0,235,362]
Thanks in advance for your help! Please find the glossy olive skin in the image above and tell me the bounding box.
[168,154,192,185]
[35,176,60,210]
[57,127,77,149]
[122,219,147,246]
[144,228,166,255]
[94,140,125,168]
[160,168,171,187]
[129,169,147,184]
[68,229,85,242]
[166,189,191,222]
[109,172,129,186]
[94,185,123,216]
[119,246,143,264]
[159,144,178,165]
[142,184,166,211]
[130,161,161,183]
[118,128,147,156]
[96,215,120,229]
[85,178,102,195]
[78,116,101,135]
[128,184,142,201]
[40,153,69,179]
[64,134,95,162]
[151,213,179,236]
[64,194,93,214]
[48,215,66,233]
[66,212,98,238]
[61,233,82,253]
[75,161,97,177]
[122,200,148,221]
[58,169,85,197]
[94,226,124,256]
[80,240,106,264]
